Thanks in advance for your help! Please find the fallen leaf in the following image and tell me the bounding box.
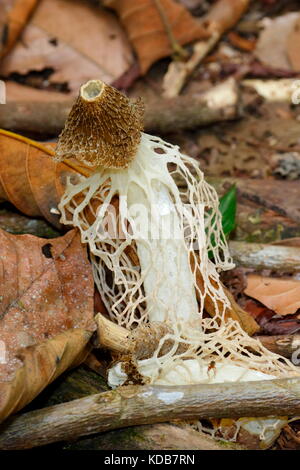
[0,0,134,92]
[0,129,92,228]
[255,13,300,71]
[245,274,300,315]
[0,0,39,59]
[104,0,209,74]
[0,228,95,423]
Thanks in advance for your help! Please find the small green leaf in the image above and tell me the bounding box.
[219,184,237,238]
[207,185,237,259]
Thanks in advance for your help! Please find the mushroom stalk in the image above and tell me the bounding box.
[126,152,199,323]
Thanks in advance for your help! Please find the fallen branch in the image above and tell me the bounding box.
[1,377,300,449]
[229,240,300,272]
[0,79,240,135]
[30,362,242,450]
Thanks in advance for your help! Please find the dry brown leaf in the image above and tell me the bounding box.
[0,228,95,423]
[0,129,92,228]
[104,0,209,74]
[0,0,134,92]
[255,13,300,71]
[0,0,39,59]
[245,274,300,316]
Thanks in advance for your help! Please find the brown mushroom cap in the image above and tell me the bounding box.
[54,79,144,169]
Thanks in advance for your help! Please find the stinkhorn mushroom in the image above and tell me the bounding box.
[53,79,299,447]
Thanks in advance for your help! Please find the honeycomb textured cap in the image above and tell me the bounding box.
[54,79,144,169]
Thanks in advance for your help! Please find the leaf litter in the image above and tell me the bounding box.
[0,228,95,422]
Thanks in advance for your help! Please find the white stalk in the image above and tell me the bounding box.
[126,168,199,324]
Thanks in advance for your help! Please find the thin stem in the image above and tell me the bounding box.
[153,0,189,60]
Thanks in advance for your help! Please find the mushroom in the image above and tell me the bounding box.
[55,79,234,331]
[54,79,299,447]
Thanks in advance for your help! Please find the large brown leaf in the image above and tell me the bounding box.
[0,228,95,423]
[104,0,209,74]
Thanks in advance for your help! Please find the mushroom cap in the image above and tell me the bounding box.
[55,79,144,169]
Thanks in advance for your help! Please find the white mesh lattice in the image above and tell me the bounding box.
[58,133,298,382]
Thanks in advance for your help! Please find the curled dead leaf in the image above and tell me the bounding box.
[0,228,95,423]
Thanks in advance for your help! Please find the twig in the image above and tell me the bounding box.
[153,0,189,60]
[0,79,240,135]
[162,32,220,98]
[1,377,300,449]
[229,241,300,272]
